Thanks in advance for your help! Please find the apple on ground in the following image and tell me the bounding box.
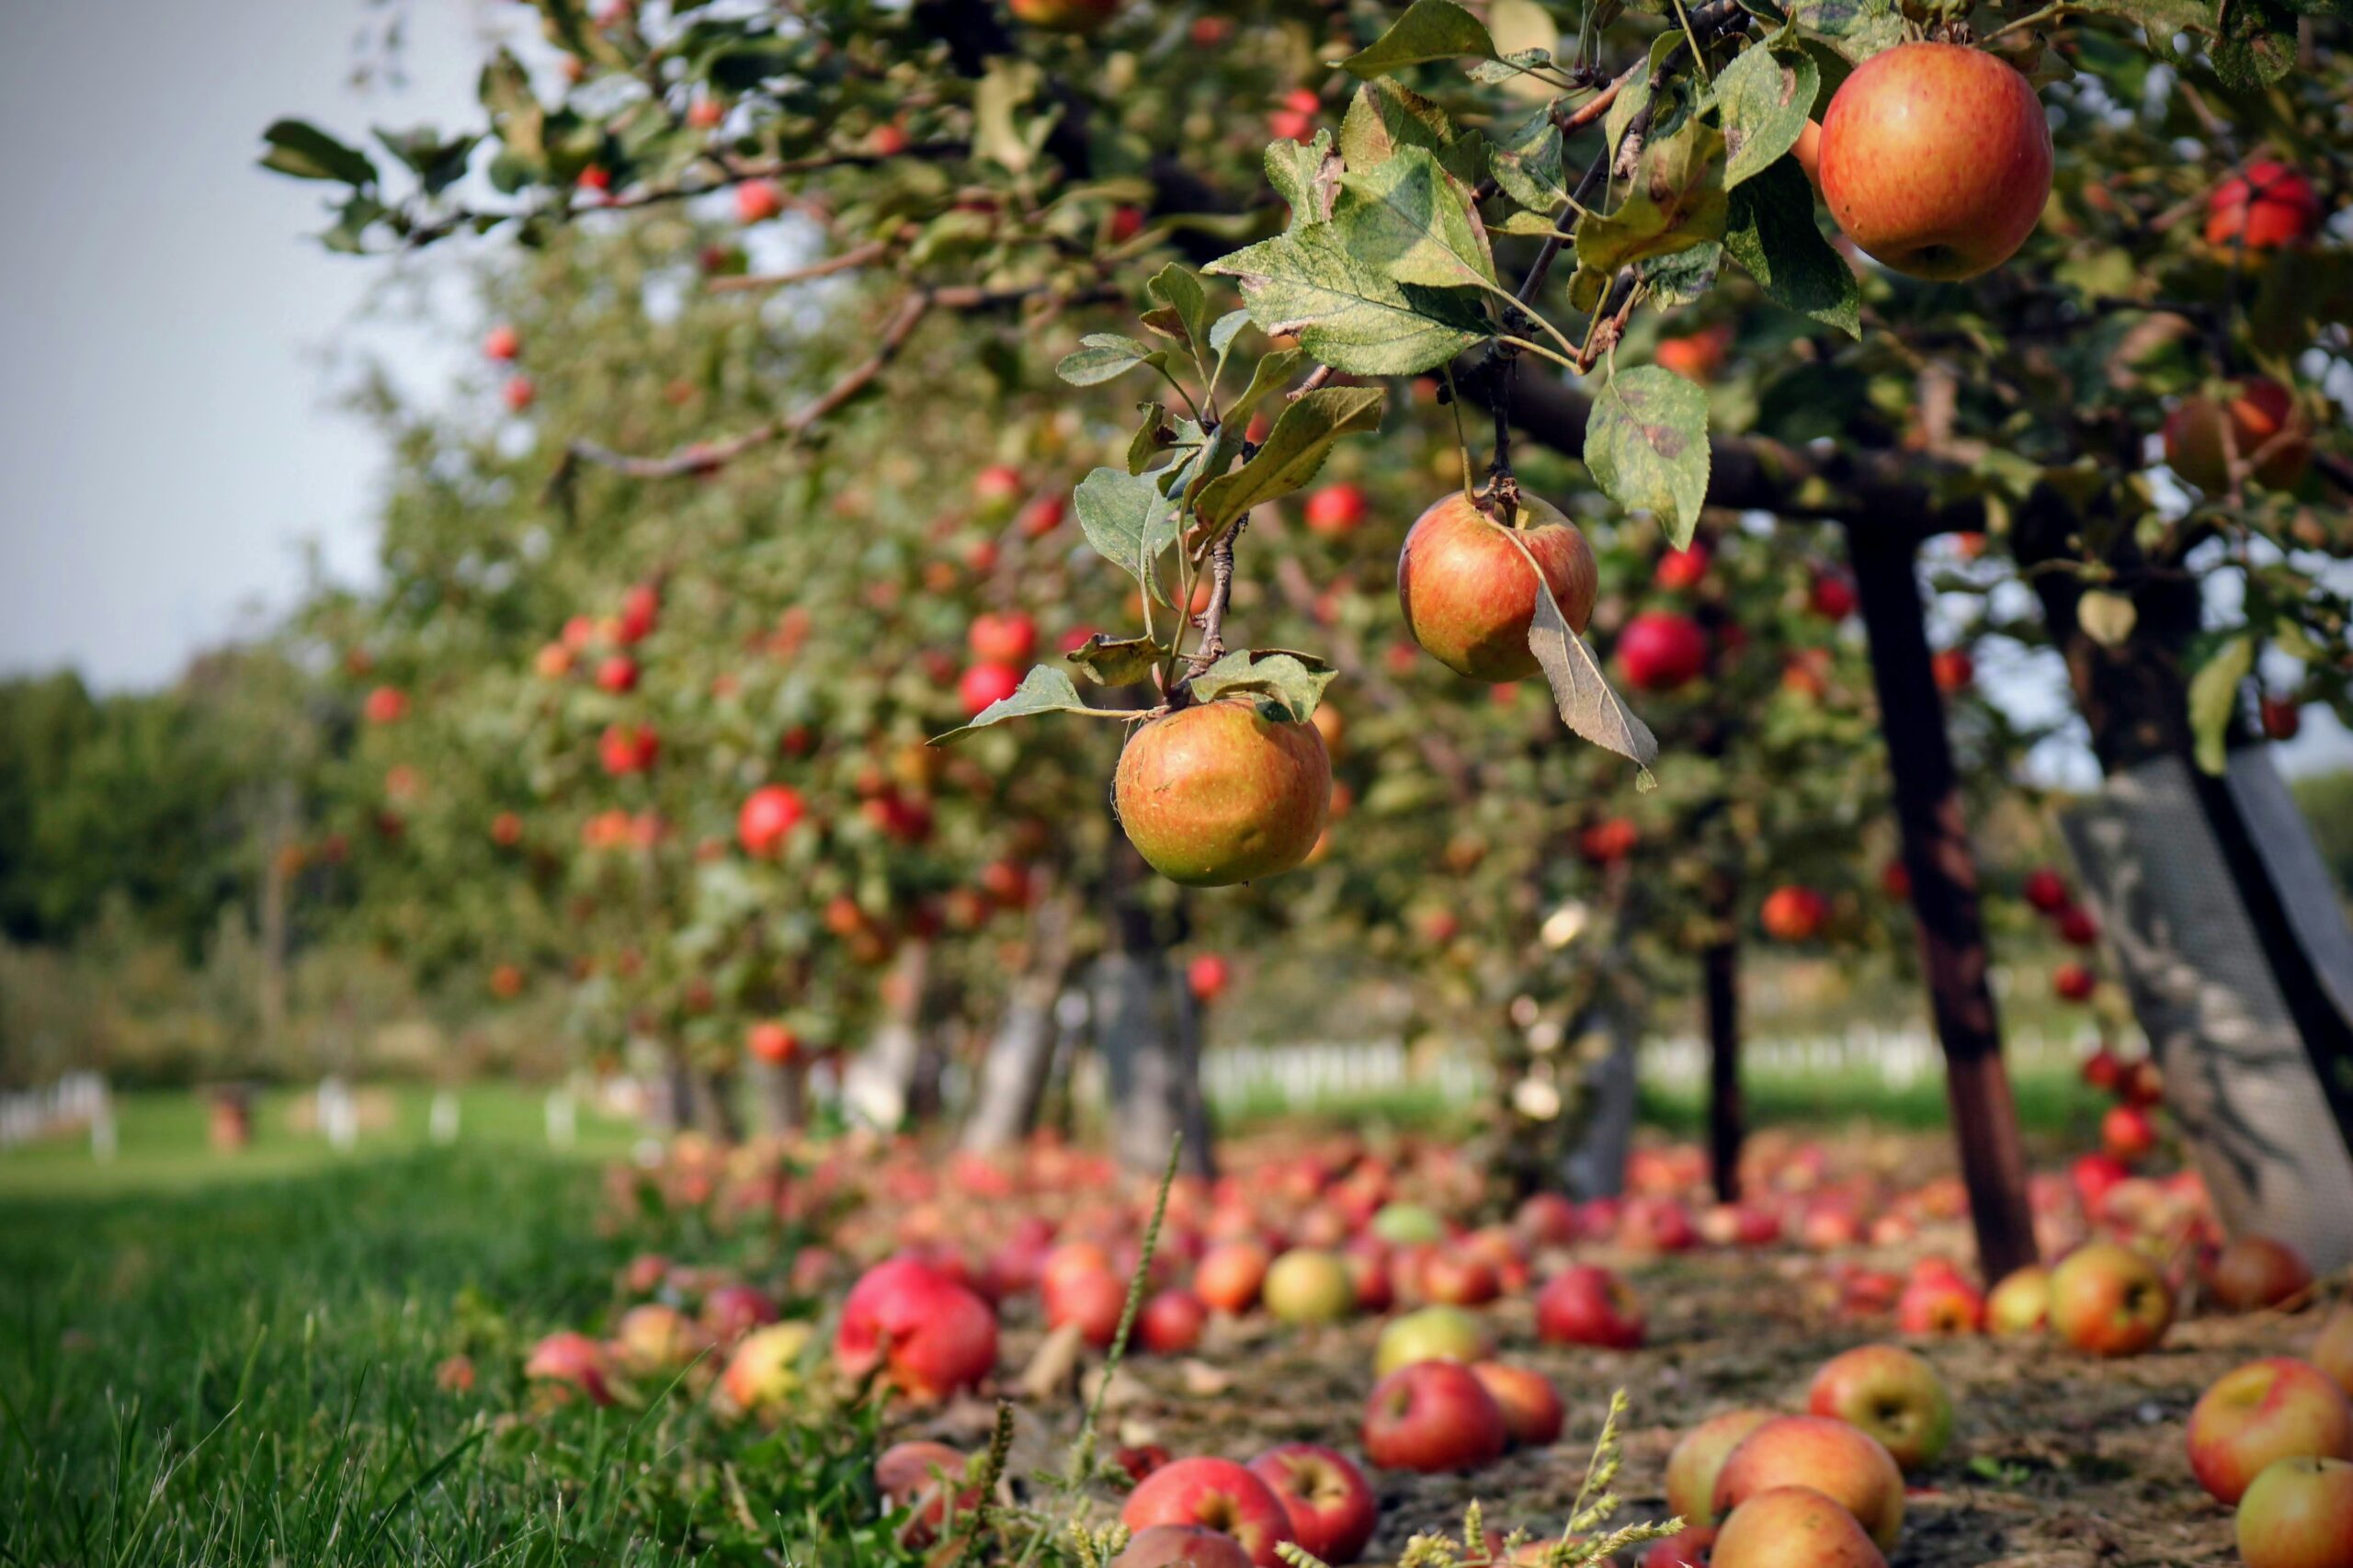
[1247,1443,1379,1564]
[1639,1524,1720,1567]
[1666,1409,1775,1524]
[1138,1289,1208,1355]
[2186,1357,2353,1506]
[1263,1248,1355,1324]
[1807,1346,1954,1471]
[1361,1360,1510,1472]
[1044,1265,1128,1347]
[2047,1241,2174,1357]
[525,1330,615,1404]
[834,1256,999,1400]
[1421,1250,1502,1307]
[1471,1361,1565,1447]
[2313,1305,2353,1397]
[1374,1304,1492,1375]
[1113,1525,1254,1568]
[2235,1455,2353,1568]
[2208,1235,2315,1312]
[1711,1415,1905,1551]
[1711,1486,1888,1567]
[1194,1240,1272,1314]
[1120,1457,1295,1568]
[1536,1265,1645,1349]
[1895,1273,1984,1336]
[875,1440,980,1547]
[1985,1266,2051,1335]
[720,1321,813,1413]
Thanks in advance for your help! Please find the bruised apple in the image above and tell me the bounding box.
[1817,43,2052,280]
[1115,700,1329,886]
[1397,492,1597,682]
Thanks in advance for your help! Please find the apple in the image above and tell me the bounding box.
[1985,1266,2051,1335]
[1374,1304,1493,1375]
[2055,904,2099,946]
[2187,1358,2353,1505]
[2313,1306,2353,1397]
[1929,646,1973,694]
[1362,1359,1510,1472]
[503,375,536,413]
[1654,323,1733,382]
[2053,961,2096,1003]
[1045,1264,1128,1346]
[1654,540,1711,591]
[2164,377,2311,493]
[737,786,805,856]
[876,1440,981,1545]
[2207,160,2323,251]
[1817,42,2052,280]
[525,1329,615,1404]
[702,1282,779,1341]
[1894,1274,1984,1336]
[1536,1265,1645,1349]
[1188,953,1232,1004]
[1302,483,1369,539]
[1138,1289,1208,1355]
[1640,1525,1721,1568]
[734,179,783,223]
[2236,1456,2353,1568]
[2023,867,2070,912]
[973,464,1025,506]
[1617,611,1711,692]
[721,1320,813,1412]
[1711,1486,1888,1568]
[1420,1251,1501,1307]
[1113,1526,1254,1568]
[1007,0,1120,32]
[2101,1104,2157,1164]
[1472,1361,1565,1447]
[613,1302,702,1373]
[1113,700,1329,887]
[1711,1415,1904,1551]
[1371,1203,1445,1244]
[483,324,521,361]
[1263,1249,1355,1324]
[2048,1242,2173,1357]
[1808,573,1859,621]
[835,1256,998,1400]
[1247,1444,1379,1564]
[969,610,1038,665]
[2264,698,2303,742]
[1195,1241,1272,1314]
[1806,1346,1953,1471]
[1667,1410,1775,1525]
[958,662,1022,717]
[1120,1457,1295,1568]
[1397,492,1597,682]
[1515,1191,1580,1247]
[2209,1236,2315,1312]
[363,685,409,724]
[1759,886,1830,943]
[1267,87,1321,143]
[599,722,658,776]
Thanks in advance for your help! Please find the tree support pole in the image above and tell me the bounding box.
[1846,521,2038,1281]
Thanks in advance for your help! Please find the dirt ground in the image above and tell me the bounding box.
[900,1151,2329,1566]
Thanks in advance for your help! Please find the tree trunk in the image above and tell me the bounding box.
[846,937,932,1131]
[688,1067,742,1144]
[1094,849,1214,1179]
[753,1060,805,1138]
[962,896,1077,1154]
[1703,937,1744,1204]
[1847,519,2039,1282]
[256,778,296,1056]
[1560,994,1641,1200]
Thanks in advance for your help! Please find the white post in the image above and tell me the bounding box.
[545,1088,576,1150]
[428,1088,460,1145]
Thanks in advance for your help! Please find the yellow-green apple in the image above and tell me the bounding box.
[834,1256,998,1400]
[1397,492,1597,681]
[1362,1360,1511,1472]
[1138,1288,1208,1355]
[1007,0,1120,31]
[2208,1236,2316,1312]
[1120,1457,1295,1568]
[1371,1203,1445,1244]
[1985,1266,2051,1335]
[2236,1455,2353,1568]
[875,1440,980,1546]
[612,1302,703,1373]
[1806,1346,1954,1471]
[1711,1486,1888,1567]
[720,1321,813,1413]
[1263,1248,1355,1324]
[1247,1443,1379,1564]
[1114,701,1329,887]
[2186,1358,2353,1505]
[2163,378,2311,492]
[1816,42,2052,280]
[1374,1304,1493,1375]
[1114,1524,1254,1568]
[1712,1415,1904,1551]
[2048,1242,2173,1356]
[525,1330,615,1404]
[1472,1362,1565,1447]
[1194,1240,1272,1314]
[2313,1306,2353,1397]
[1666,1409,1775,1524]
[1536,1265,1645,1349]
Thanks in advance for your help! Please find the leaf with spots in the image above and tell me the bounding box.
[1574,119,1727,278]
[1584,366,1711,549]
[1186,650,1337,723]
[1711,44,1820,190]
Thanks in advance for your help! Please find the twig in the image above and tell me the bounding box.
[1181,518,1245,684]
[707,240,891,294]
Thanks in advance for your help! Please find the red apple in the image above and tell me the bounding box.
[1930,647,1973,694]
[1807,1346,1954,1471]
[734,179,784,223]
[1397,492,1597,682]
[503,375,536,412]
[1302,483,1369,539]
[1472,1361,1564,1447]
[1537,1265,1645,1349]
[1045,1265,1129,1347]
[958,662,1022,717]
[1188,953,1232,1003]
[483,324,521,361]
[1617,611,1711,692]
[525,1330,614,1404]
[2188,1358,2353,1505]
[737,785,805,856]
[2236,1455,2353,1568]
[1247,1444,1378,1564]
[969,610,1038,665]
[1894,1275,1984,1336]
[2101,1104,2157,1165]
[2053,961,2096,1003]
[2048,1241,2173,1357]
[1113,1526,1253,1568]
[1654,540,1711,591]
[1759,886,1830,943]
[2209,1236,2315,1312]
[834,1256,998,1400]
[1361,1359,1510,1472]
[2313,1306,2353,1398]
[2023,867,2070,913]
[1640,1525,1721,1568]
[1194,1241,1271,1315]
[1711,1486,1887,1567]
[1137,1289,1209,1356]
[1711,1416,1904,1551]
[701,1282,778,1341]
[2207,159,2322,251]
[876,1440,981,1545]
[1420,1251,1501,1307]
[1120,1457,1295,1568]
[1817,42,2052,280]
[1808,573,1859,621]
[2164,377,2311,493]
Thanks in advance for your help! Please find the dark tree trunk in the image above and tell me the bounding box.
[753,1061,805,1138]
[688,1067,743,1144]
[1703,937,1744,1204]
[1846,519,2039,1282]
[1094,848,1214,1179]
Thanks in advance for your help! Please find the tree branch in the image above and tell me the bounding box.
[707,240,892,295]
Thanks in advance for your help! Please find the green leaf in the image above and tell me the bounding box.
[973,59,1043,174]
[2188,635,2254,774]
[1712,45,1819,190]
[931,667,1096,744]
[2077,590,2138,648]
[1575,120,1728,277]
[1126,403,1172,476]
[478,49,545,165]
[1721,156,1862,337]
[1148,265,1213,352]
[1194,387,1388,530]
[1065,634,1165,687]
[1643,240,1722,305]
[2076,0,2217,34]
[1489,102,1572,213]
[373,126,481,197]
[1056,335,1171,387]
[1519,549,1659,789]
[2211,0,2296,86]
[1785,0,1908,60]
[1333,144,1497,291]
[1209,310,1252,387]
[1585,366,1711,548]
[1341,0,1500,78]
[1186,651,1337,723]
[258,119,379,185]
[1265,132,1343,231]
[1207,222,1491,377]
[1339,80,1490,187]
[1073,469,1180,602]
[1225,347,1308,427]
